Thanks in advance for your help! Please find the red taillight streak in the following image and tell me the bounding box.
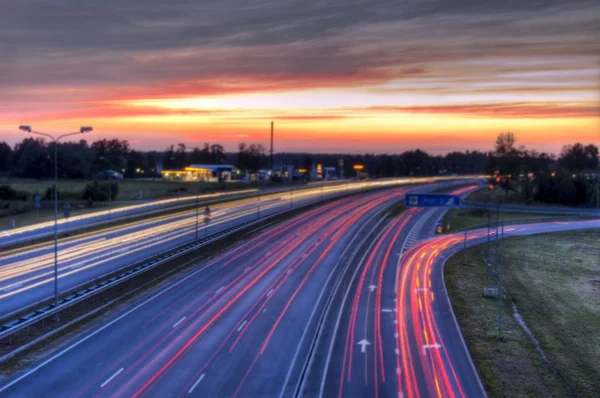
[133,188,404,397]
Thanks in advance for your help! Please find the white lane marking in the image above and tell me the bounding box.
[396,368,401,375]
[244,266,251,272]
[237,320,248,332]
[357,339,371,353]
[215,286,224,294]
[262,308,267,313]
[0,254,228,394]
[422,343,441,355]
[266,288,274,297]
[368,285,376,292]
[172,316,186,328]
[188,373,205,394]
[101,368,124,388]
[395,349,400,355]
[2,283,23,292]
[394,333,399,338]
[381,308,393,313]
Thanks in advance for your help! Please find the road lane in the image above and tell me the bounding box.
[0,184,425,398]
[305,185,478,398]
[0,179,472,319]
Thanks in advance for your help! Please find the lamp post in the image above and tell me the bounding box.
[99,156,113,219]
[19,125,93,314]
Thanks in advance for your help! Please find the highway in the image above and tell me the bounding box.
[303,215,599,397]
[0,177,476,248]
[0,183,430,397]
[299,185,478,398]
[5,180,573,398]
[0,179,470,319]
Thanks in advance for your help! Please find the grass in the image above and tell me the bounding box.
[0,178,306,230]
[441,209,549,232]
[445,229,600,397]
[2,178,265,201]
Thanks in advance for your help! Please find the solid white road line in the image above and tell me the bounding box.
[237,320,248,332]
[101,368,124,388]
[188,373,205,394]
[172,316,186,328]
[2,283,23,292]
[0,254,227,394]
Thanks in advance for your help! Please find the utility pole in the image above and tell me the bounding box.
[270,121,274,171]
[498,212,505,341]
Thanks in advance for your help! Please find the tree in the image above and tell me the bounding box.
[91,139,130,172]
[174,143,188,169]
[145,151,159,176]
[210,144,226,164]
[559,143,599,172]
[162,145,177,170]
[125,150,146,177]
[0,142,12,172]
[12,137,51,178]
[494,132,516,155]
[237,142,266,172]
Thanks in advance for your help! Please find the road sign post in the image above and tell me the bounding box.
[204,206,211,238]
[34,195,41,222]
[405,194,461,208]
[63,202,70,236]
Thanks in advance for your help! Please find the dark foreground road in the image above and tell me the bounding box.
[0,185,424,397]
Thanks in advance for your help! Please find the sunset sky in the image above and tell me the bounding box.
[1,0,599,154]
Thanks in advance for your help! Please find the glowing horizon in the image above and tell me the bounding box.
[1,1,599,154]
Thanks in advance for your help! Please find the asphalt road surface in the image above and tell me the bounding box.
[0,184,424,397]
[0,180,470,319]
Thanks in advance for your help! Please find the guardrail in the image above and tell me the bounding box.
[0,176,483,357]
[461,200,600,216]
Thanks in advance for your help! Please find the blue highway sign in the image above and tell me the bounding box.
[405,194,461,208]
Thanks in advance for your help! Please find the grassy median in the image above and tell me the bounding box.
[445,229,600,397]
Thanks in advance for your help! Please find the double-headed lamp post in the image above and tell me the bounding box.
[19,125,93,313]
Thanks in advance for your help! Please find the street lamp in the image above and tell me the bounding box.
[19,125,93,314]
[99,156,113,219]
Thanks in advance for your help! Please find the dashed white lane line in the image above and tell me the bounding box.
[188,373,205,394]
[215,286,224,294]
[101,368,124,388]
[2,283,23,292]
[172,316,186,328]
[237,320,248,332]
[381,308,393,313]
[266,288,274,297]
[395,349,400,355]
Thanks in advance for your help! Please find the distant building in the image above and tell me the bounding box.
[161,164,235,182]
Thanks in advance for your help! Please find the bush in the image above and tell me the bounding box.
[0,185,28,201]
[0,185,18,200]
[81,181,118,202]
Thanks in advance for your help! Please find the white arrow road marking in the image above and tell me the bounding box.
[422,344,441,355]
[357,339,371,353]
[368,285,376,292]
